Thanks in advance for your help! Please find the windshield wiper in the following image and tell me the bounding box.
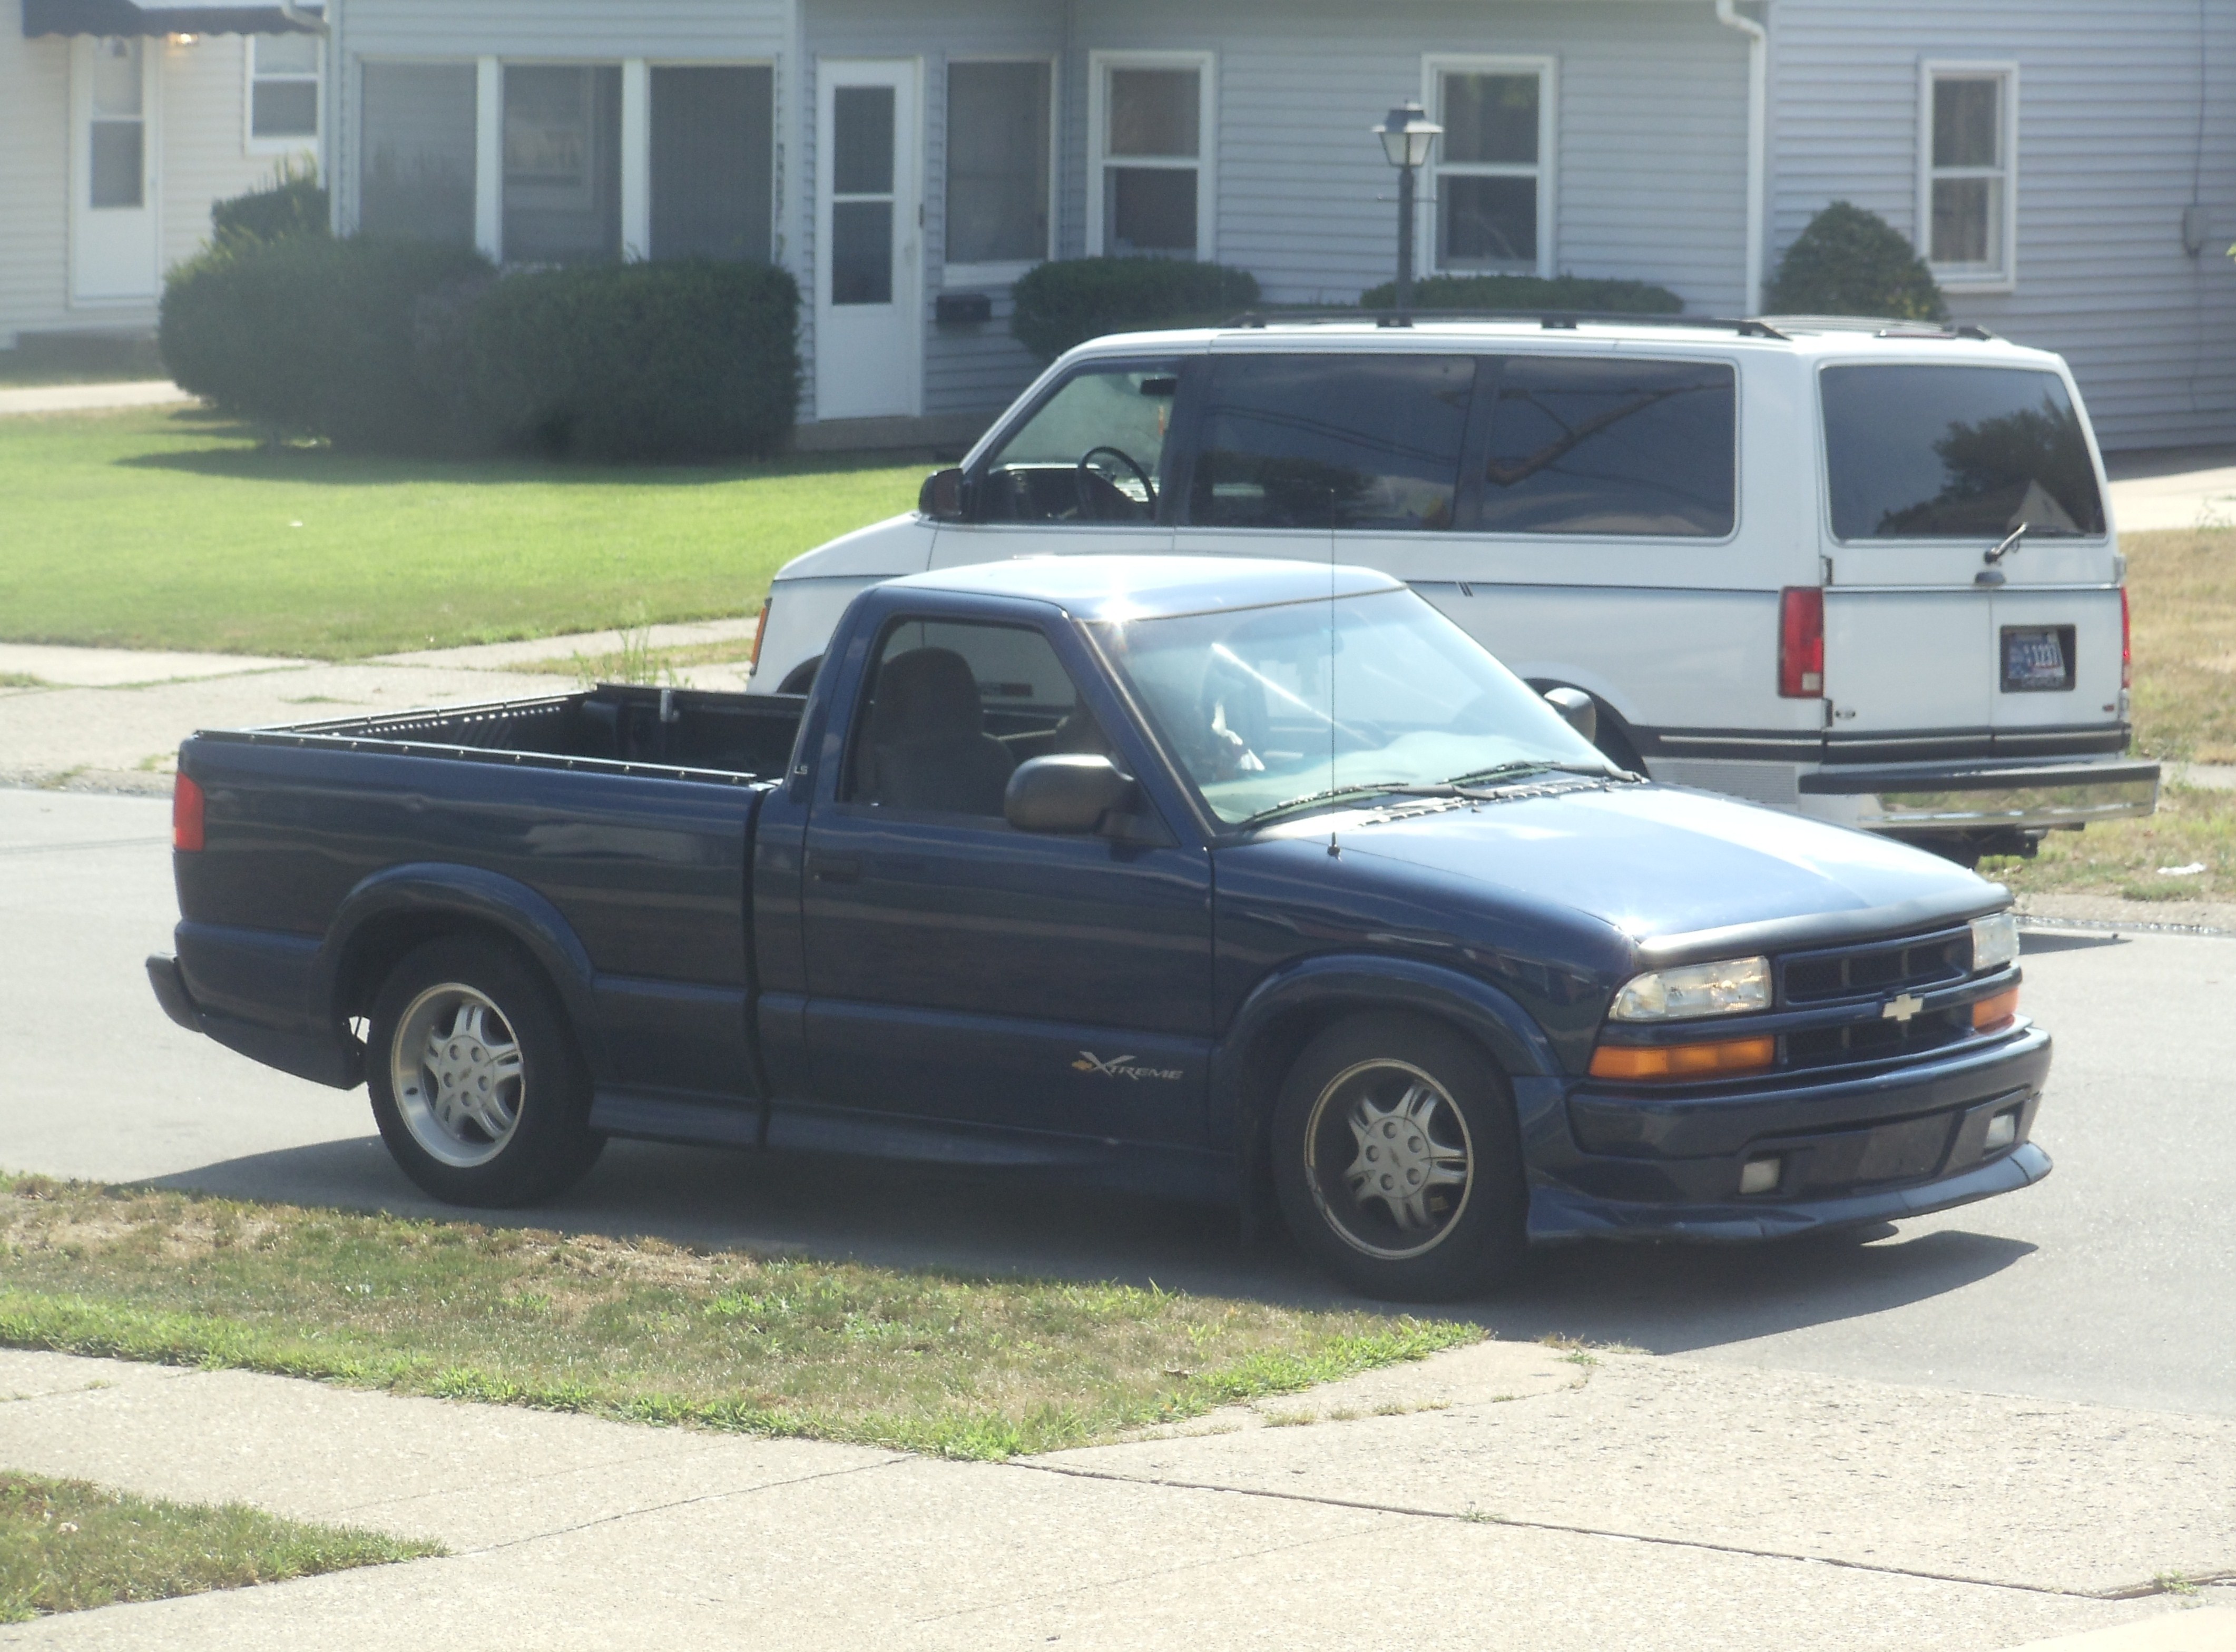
[1443,759,1625,787]
[1239,762,1623,827]
[1239,782,1424,827]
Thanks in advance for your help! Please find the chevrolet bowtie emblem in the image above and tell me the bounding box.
[1881,992,1925,1023]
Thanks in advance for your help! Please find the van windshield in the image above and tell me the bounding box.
[1090,588,1612,826]
[1822,364,2106,540]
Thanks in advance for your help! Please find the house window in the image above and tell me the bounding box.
[359,62,477,245]
[1921,65,2016,287]
[88,37,144,210]
[1427,58,1553,275]
[650,66,774,262]
[503,64,622,263]
[945,60,1052,274]
[1089,53,1213,258]
[249,31,320,145]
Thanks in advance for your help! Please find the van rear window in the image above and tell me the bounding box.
[1821,365,2106,540]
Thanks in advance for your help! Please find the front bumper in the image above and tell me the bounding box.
[1799,758,2159,830]
[1522,1024,2052,1243]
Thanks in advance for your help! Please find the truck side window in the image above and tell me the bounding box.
[1188,353,1474,530]
[843,619,1109,817]
[1477,356,1736,537]
[975,362,1181,525]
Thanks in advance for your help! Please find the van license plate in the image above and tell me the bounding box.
[2002,627,2074,693]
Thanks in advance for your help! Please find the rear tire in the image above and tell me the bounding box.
[366,936,603,1207]
[1271,1013,1527,1301]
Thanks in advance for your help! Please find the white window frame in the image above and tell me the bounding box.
[1085,49,1216,260]
[243,31,321,155]
[1422,54,1556,280]
[940,54,1058,286]
[1918,60,2018,293]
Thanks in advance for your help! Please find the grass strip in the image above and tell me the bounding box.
[0,1176,1476,1461]
[2127,529,2236,766]
[0,1471,438,1624]
[1983,782,2234,901]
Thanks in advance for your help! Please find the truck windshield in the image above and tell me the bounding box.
[1091,588,1612,825]
[1822,364,2106,540]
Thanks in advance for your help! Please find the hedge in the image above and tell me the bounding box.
[210,162,330,247]
[159,237,800,459]
[1768,201,1947,321]
[1359,273,1684,314]
[1011,257,1261,360]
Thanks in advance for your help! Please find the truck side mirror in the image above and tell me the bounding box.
[1005,754,1137,833]
[1542,686,1598,746]
[919,467,967,522]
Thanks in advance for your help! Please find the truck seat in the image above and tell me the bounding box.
[865,647,1017,815]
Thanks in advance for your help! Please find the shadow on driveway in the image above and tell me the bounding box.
[151,1133,2033,1353]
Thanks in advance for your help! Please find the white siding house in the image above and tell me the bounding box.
[301,0,2234,450]
[3,0,325,350]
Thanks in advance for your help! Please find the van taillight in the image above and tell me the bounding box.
[2120,586,2132,690]
[173,773,205,852]
[1778,587,1825,699]
[749,598,771,675]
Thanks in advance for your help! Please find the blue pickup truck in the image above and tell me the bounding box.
[148,557,2049,1299]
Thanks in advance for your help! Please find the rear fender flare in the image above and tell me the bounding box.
[317,863,607,1075]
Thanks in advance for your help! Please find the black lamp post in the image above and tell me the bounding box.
[1375,100,1443,312]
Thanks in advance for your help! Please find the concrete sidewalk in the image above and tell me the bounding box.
[0,1344,2227,1650]
[0,381,192,418]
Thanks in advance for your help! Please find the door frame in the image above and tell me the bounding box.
[812,55,924,421]
[70,33,163,307]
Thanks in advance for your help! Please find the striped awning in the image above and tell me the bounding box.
[22,0,320,35]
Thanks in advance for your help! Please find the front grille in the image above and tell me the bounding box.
[1780,927,1969,1006]
[1783,1005,1972,1071]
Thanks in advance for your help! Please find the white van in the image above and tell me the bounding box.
[752,316,2159,864]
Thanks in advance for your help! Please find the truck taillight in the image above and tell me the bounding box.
[173,773,205,852]
[2120,586,2132,690]
[1778,587,1825,699]
[749,598,770,676]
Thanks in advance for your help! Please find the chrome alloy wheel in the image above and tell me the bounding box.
[1302,1059,1476,1261]
[390,983,525,1168]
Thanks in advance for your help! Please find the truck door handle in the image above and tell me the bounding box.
[809,853,861,884]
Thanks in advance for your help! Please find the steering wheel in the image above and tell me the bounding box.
[1075,445,1157,519]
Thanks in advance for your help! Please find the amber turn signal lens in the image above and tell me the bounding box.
[1972,987,2019,1032]
[749,599,771,672]
[1589,1035,1776,1081]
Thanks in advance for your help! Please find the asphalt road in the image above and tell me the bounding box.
[4,784,2230,1419]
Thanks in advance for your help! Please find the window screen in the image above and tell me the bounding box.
[89,37,143,210]
[1478,357,1735,537]
[359,63,476,245]
[1435,70,1541,269]
[947,61,1050,267]
[649,66,772,262]
[1822,365,2105,540]
[504,65,623,264]
[1102,65,1201,256]
[1190,355,1475,530]
[252,32,320,140]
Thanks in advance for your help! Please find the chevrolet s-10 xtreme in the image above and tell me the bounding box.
[148,557,2049,1300]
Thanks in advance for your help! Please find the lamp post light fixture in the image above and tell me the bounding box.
[1374,100,1443,312]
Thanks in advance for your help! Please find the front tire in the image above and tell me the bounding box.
[1271,1014,1527,1301]
[366,936,603,1207]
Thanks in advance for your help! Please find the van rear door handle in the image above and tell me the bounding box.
[809,853,861,884]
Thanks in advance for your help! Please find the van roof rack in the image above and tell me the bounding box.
[1756,313,2000,342]
[1218,308,1791,340]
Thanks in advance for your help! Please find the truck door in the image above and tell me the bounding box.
[796,608,1214,1147]
[1819,361,2117,757]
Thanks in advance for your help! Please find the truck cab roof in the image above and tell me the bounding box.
[884,554,1403,622]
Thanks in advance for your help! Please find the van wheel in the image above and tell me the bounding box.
[366,936,603,1207]
[1271,1014,1527,1302]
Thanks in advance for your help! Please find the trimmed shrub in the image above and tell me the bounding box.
[464,259,800,460]
[210,160,330,246]
[159,234,492,450]
[1011,257,1261,360]
[1768,201,1946,321]
[1359,272,1684,314]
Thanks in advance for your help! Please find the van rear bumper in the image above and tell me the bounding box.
[1798,757,2160,829]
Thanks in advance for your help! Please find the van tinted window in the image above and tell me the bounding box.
[1477,357,1737,536]
[1822,365,2106,540]
[1189,355,1475,530]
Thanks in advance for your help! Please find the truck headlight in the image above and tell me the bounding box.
[1609,956,1772,1021]
[1969,911,2019,974]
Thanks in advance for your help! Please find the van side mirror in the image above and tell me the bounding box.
[1542,686,1598,745]
[919,467,967,521]
[1005,754,1137,833]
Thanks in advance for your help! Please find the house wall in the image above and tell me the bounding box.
[1770,0,2236,451]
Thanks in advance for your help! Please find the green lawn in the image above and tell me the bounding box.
[0,408,926,659]
[0,1176,1475,1461]
[1,1471,436,1623]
